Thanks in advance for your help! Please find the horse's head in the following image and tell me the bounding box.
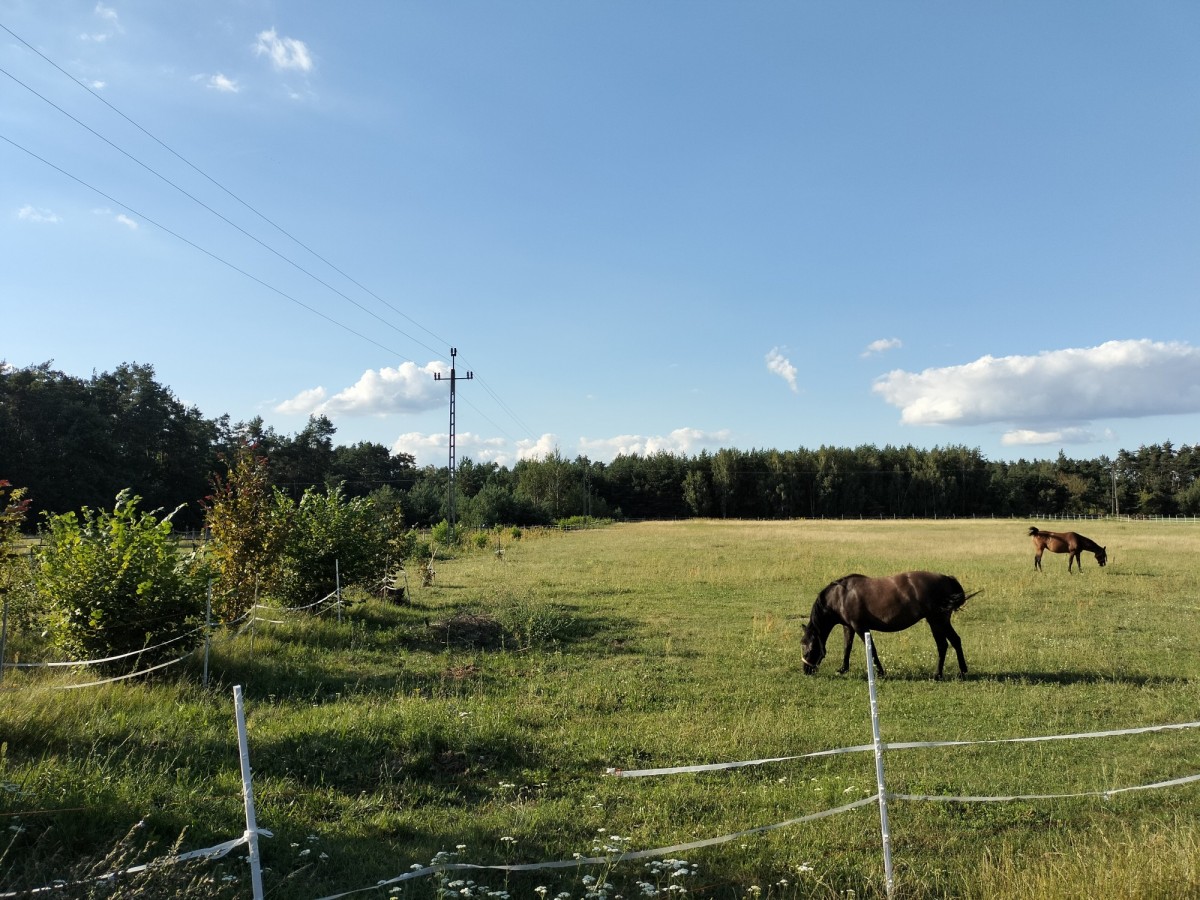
[800,620,825,675]
[1096,546,1108,566]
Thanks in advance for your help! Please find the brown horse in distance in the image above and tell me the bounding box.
[800,571,979,679]
[1028,526,1107,572]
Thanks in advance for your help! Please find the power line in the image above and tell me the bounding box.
[0,20,452,356]
[0,60,440,363]
[0,132,407,361]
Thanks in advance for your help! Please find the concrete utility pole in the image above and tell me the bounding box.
[433,348,473,539]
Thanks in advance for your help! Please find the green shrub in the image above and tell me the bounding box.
[34,490,209,664]
[275,485,395,607]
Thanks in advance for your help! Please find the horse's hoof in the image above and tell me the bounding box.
[836,667,849,675]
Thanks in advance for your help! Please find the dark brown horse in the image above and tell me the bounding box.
[1028,526,1107,572]
[801,571,979,679]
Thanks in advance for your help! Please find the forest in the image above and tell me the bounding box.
[3,361,1200,530]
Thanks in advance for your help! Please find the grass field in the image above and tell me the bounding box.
[3,518,1199,899]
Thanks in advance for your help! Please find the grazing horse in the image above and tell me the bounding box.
[800,571,978,679]
[1028,526,1107,572]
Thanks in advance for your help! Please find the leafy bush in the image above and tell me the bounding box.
[34,491,209,664]
[275,485,396,608]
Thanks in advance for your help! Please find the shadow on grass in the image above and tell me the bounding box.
[827,669,1191,687]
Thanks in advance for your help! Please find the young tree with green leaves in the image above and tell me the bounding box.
[203,447,290,621]
[0,480,32,624]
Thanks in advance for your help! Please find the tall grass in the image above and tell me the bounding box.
[2,519,1198,898]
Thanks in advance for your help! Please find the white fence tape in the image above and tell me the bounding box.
[607,719,1200,778]
[0,823,254,898]
[313,797,878,900]
[894,771,1200,804]
[53,651,195,690]
[5,624,206,669]
[258,590,339,615]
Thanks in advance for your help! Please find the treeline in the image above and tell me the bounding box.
[4,361,1200,528]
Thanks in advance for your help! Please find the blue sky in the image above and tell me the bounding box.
[3,1,1198,468]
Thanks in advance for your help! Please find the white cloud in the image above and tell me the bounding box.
[90,80,106,90]
[276,362,446,417]
[862,337,902,357]
[81,3,121,41]
[274,386,327,415]
[579,427,732,460]
[392,431,509,466]
[206,73,240,93]
[516,434,561,461]
[17,205,60,224]
[765,348,799,393]
[115,213,138,229]
[873,340,1200,430]
[1001,427,1109,447]
[254,28,313,72]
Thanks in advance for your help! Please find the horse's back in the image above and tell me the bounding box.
[835,571,961,631]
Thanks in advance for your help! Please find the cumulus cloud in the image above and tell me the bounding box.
[578,427,732,460]
[18,205,59,224]
[862,337,902,357]
[517,434,561,461]
[765,348,799,393]
[873,339,1200,444]
[115,213,138,229]
[276,362,446,417]
[392,431,510,466]
[254,28,313,72]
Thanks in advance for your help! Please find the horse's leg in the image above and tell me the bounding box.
[1069,551,1078,573]
[944,621,968,675]
[868,634,886,677]
[1034,549,1042,571]
[837,625,854,674]
[928,622,949,680]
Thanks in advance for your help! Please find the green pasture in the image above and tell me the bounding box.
[3,518,1199,898]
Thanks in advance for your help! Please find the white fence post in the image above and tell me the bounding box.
[864,632,895,899]
[0,590,9,686]
[203,580,212,688]
[233,685,265,900]
[335,560,342,625]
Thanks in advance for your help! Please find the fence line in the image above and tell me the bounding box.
[326,654,1200,900]
[8,637,1200,898]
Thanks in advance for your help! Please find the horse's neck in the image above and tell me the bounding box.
[1078,535,1100,552]
[811,601,842,639]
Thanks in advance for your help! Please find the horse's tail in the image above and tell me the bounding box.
[947,588,981,614]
